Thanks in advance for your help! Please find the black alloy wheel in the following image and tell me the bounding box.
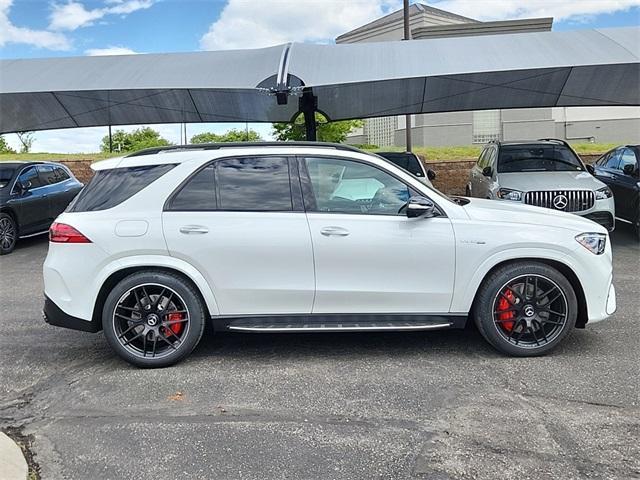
[102,271,206,368]
[473,262,577,356]
[0,213,17,255]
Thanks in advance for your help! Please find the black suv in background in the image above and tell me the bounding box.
[0,161,84,254]
[376,151,436,186]
[592,145,640,238]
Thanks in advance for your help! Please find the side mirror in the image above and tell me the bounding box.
[586,164,595,174]
[19,180,32,193]
[427,169,436,181]
[622,163,636,176]
[482,166,492,177]
[405,196,437,218]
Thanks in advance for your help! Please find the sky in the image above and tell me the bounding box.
[1,0,639,153]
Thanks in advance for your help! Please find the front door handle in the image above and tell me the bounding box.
[320,226,350,237]
[179,225,209,235]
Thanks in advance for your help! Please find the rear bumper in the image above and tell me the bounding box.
[43,296,100,333]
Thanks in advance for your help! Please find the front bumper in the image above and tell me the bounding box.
[43,296,100,333]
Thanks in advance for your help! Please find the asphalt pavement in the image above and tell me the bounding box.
[0,225,639,480]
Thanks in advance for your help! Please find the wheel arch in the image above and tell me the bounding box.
[91,264,219,330]
[0,207,18,231]
[469,257,588,329]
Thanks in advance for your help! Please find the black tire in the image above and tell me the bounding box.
[0,213,17,255]
[102,270,206,368]
[465,185,472,196]
[635,211,640,240]
[473,262,577,356]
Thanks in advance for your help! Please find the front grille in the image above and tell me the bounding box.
[524,190,594,212]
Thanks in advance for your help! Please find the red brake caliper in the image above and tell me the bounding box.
[497,289,516,331]
[164,312,185,336]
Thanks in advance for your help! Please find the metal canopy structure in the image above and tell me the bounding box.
[1,26,638,138]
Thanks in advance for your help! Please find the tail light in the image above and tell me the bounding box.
[49,222,92,243]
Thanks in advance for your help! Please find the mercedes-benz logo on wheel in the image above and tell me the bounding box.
[524,305,536,317]
[553,194,568,210]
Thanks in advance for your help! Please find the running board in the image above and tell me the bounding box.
[222,315,466,333]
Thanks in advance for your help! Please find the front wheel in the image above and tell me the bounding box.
[473,262,577,356]
[102,271,206,368]
[0,213,17,255]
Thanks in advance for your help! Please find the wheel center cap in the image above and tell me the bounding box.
[523,304,536,318]
[146,314,159,326]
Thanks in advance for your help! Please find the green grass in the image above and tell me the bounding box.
[0,152,118,162]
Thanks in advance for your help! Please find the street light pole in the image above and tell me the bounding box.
[403,0,412,152]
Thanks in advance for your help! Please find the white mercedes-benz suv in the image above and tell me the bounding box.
[466,139,616,232]
[43,142,616,367]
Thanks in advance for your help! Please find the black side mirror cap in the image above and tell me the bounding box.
[482,166,492,177]
[427,169,436,181]
[586,164,595,174]
[405,196,437,218]
[622,163,636,175]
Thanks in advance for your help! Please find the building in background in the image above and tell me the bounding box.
[337,3,640,147]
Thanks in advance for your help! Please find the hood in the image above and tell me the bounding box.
[497,171,606,192]
[462,197,607,234]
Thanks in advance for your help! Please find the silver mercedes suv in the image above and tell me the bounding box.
[466,139,615,231]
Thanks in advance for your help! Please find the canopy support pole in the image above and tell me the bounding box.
[299,89,318,141]
[403,0,413,152]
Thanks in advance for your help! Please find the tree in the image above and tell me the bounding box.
[0,135,16,154]
[190,128,262,144]
[272,114,362,143]
[16,131,35,153]
[100,127,171,153]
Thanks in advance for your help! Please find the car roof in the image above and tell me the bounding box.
[93,142,372,171]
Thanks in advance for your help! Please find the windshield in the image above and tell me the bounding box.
[0,166,17,189]
[498,145,584,173]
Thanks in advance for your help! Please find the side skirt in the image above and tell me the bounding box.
[210,313,468,333]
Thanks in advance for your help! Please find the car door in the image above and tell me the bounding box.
[162,155,315,316]
[610,147,640,220]
[12,165,49,234]
[37,165,66,221]
[300,155,456,314]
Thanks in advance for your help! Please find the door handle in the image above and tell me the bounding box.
[179,225,209,235]
[320,226,350,237]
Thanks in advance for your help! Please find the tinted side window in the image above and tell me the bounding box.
[38,165,58,185]
[17,166,43,189]
[620,148,637,172]
[54,166,70,182]
[595,152,610,167]
[69,164,175,212]
[304,157,411,216]
[605,150,622,170]
[477,149,488,168]
[216,156,292,211]
[169,165,216,211]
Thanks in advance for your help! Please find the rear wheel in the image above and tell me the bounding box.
[102,271,206,368]
[473,262,577,356]
[0,213,17,255]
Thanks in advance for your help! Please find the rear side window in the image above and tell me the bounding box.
[216,156,292,211]
[54,166,70,182]
[169,165,216,211]
[69,164,175,212]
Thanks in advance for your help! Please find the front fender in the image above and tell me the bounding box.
[450,245,578,313]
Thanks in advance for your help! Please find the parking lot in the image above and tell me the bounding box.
[0,225,638,480]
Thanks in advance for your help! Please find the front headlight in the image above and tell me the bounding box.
[595,186,613,200]
[575,232,607,255]
[496,188,523,201]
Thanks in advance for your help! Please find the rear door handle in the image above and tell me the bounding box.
[179,225,209,235]
[320,226,350,237]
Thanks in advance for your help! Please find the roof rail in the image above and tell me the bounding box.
[126,141,364,157]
